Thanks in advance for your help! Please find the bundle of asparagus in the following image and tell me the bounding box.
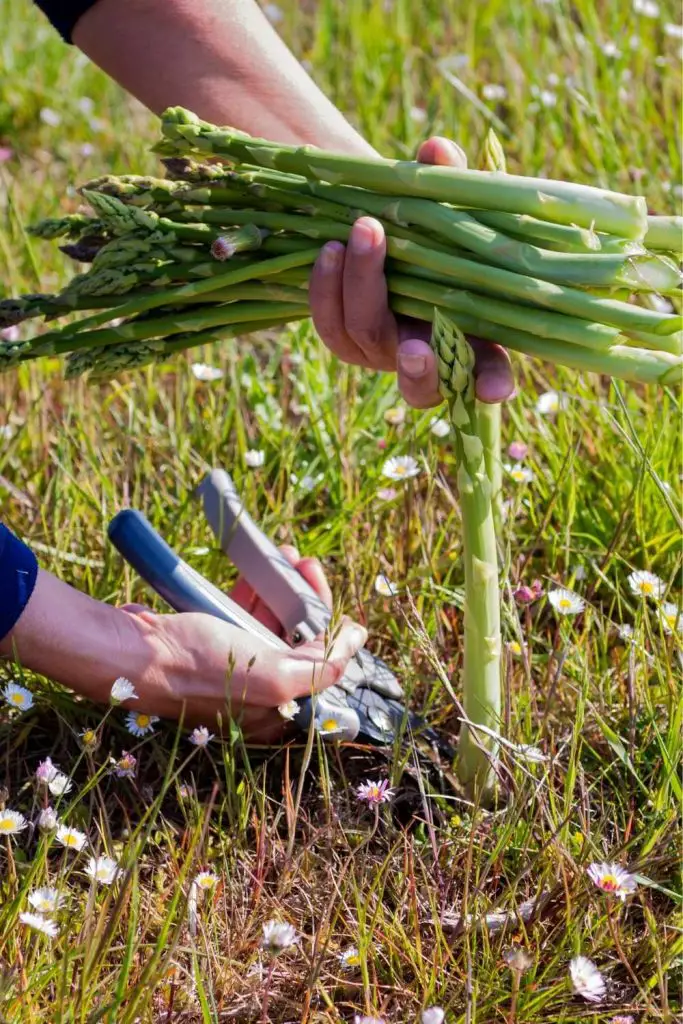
[1,106,681,385]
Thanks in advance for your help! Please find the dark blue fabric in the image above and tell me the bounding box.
[0,525,39,641]
[33,1,100,43]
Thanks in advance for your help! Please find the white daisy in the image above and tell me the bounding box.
[569,956,606,1003]
[109,677,138,703]
[601,40,621,57]
[377,487,398,501]
[354,1017,386,1024]
[382,455,420,481]
[39,107,61,127]
[422,1010,445,1024]
[627,569,666,600]
[429,417,450,438]
[482,83,507,101]
[506,640,525,658]
[189,726,214,747]
[356,779,395,805]
[194,870,220,891]
[35,757,59,785]
[586,861,637,900]
[633,0,659,17]
[37,807,59,832]
[383,405,406,426]
[410,105,427,123]
[19,912,59,938]
[339,945,361,969]
[55,825,87,852]
[125,711,159,737]
[374,574,398,597]
[505,464,534,484]
[0,809,27,835]
[548,588,585,615]
[85,855,119,885]
[244,448,265,468]
[191,362,223,382]
[314,716,346,738]
[2,682,33,712]
[664,22,683,38]
[28,887,66,914]
[79,728,99,749]
[261,919,298,952]
[112,751,137,779]
[535,390,568,415]
[48,772,73,798]
[659,602,682,635]
[278,700,300,721]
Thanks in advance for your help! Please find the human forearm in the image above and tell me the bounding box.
[0,568,157,706]
[73,0,376,154]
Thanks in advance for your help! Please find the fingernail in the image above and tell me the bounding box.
[319,241,344,270]
[399,351,427,378]
[351,219,380,254]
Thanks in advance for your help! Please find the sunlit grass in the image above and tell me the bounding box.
[0,0,681,1020]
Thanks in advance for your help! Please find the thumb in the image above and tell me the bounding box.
[280,617,368,696]
[416,136,468,168]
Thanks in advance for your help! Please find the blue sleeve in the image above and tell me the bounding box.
[33,2,101,43]
[0,525,39,641]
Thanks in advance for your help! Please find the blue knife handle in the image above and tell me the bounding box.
[108,509,285,649]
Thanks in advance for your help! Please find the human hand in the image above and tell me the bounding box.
[309,137,514,408]
[123,547,366,742]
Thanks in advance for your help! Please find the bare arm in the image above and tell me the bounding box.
[73,0,375,154]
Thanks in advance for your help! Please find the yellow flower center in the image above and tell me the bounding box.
[664,614,676,627]
[64,833,78,846]
[559,599,572,609]
[600,875,619,891]
[345,952,361,966]
[395,466,406,476]
[321,718,340,732]
[36,899,51,911]
[509,641,522,655]
[10,693,25,706]
[136,715,150,728]
[82,730,96,744]
[0,817,14,831]
[640,582,653,594]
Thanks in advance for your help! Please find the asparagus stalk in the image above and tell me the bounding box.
[390,294,683,385]
[58,248,319,333]
[471,210,639,255]
[431,309,501,797]
[25,299,310,360]
[157,107,649,239]
[646,215,683,253]
[385,239,682,336]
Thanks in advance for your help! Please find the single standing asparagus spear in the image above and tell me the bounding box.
[431,308,501,798]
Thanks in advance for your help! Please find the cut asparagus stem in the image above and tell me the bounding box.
[646,215,683,252]
[390,294,683,385]
[386,272,621,349]
[430,309,501,798]
[158,107,649,239]
[385,240,682,335]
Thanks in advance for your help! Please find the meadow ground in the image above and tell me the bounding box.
[0,0,681,1021]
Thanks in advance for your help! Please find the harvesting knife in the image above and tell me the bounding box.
[107,470,448,752]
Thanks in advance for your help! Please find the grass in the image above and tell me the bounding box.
[0,0,682,1020]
